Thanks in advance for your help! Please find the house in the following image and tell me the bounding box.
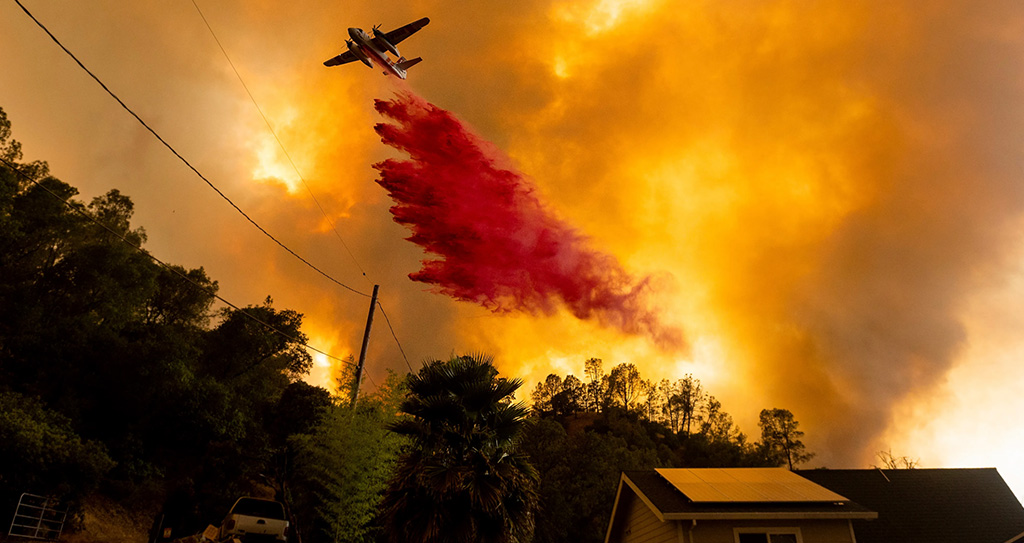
[796,468,1024,543]
[604,468,877,543]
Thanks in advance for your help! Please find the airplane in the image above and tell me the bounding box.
[323,17,430,80]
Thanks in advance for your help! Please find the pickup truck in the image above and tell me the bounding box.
[218,497,289,543]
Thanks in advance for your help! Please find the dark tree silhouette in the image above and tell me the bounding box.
[0,106,327,533]
[607,363,643,411]
[758,408,814,469]
[381,354,538,543]
[874,448,919,469]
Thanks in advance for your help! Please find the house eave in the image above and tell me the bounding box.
[622,474,667,522]
[662,511,879,521]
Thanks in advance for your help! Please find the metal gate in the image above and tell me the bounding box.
[8,493,67,540]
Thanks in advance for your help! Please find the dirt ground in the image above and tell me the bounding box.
[59,495,154,543]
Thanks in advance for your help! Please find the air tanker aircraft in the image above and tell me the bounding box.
[323,18,430,79]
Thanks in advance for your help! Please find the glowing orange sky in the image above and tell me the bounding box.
[3,0,1024,499]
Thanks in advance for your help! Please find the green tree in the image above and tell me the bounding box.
[0,392,114,513]
[0,106,332,536]
[381,355,538,543]
[201,297,312,381]
[757,408,814,469]
[288,373,406,543]
[520,418,659,543]
[179,300,318,529]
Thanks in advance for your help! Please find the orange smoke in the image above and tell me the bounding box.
[3,0,1024,479]
[451,0,1024,466]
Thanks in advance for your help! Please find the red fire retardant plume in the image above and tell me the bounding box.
[373,92,683,348]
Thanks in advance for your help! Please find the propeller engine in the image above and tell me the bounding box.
[346,39,373,68]
[372,24,401,57]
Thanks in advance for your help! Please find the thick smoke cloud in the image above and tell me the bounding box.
[372,92,683,348]
[4,0,1024,490]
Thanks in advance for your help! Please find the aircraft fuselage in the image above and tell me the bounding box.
[348,27,410,79]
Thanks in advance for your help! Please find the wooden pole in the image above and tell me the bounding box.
[350,284,379,407]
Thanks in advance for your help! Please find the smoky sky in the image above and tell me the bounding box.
[3,0,1024,475]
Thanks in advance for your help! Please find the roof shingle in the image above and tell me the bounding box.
[796,468,1024,543]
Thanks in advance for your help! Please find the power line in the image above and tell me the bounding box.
[189,0,371,283]
[12,0,370,299]
[15,0,415,379]
[378,299,413,372]
[0,156,367,383]
[189,2,420,374]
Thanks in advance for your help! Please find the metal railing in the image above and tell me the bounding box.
[8,493,67,540]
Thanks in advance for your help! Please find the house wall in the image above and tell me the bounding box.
[687,518,854,543]
[610,492,679,543]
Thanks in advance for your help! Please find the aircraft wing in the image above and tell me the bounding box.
[374,17,430,49]
[324,51,358,67]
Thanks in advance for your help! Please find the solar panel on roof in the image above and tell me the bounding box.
[655,468,850,503]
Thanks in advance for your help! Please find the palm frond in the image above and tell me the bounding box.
[381,353,538,543]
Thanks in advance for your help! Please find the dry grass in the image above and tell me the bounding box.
[60,495,154,543]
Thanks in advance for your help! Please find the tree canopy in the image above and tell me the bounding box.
[757,408,814,469]
[381,354,539,543]
[521,362,815,543]
[0,106,330,535]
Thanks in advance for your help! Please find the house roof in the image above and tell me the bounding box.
[796,468,1024,543]
[619,469,877,521]
[655,467,850,503]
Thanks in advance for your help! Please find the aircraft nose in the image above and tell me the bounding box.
[348,28,359,38]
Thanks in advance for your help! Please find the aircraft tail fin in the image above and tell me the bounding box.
[395,57,422,71]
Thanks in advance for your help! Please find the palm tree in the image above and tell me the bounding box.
[381,354,538,543]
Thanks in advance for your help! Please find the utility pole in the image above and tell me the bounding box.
[349,284,379,408]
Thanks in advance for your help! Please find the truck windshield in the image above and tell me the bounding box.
[231,499,286,520]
